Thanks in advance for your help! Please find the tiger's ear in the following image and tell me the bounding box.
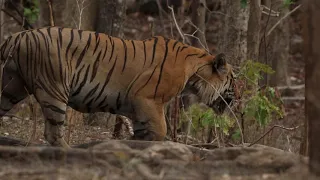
[212,53,227,75]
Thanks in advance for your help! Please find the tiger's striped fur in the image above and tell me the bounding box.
[0,27,235,147]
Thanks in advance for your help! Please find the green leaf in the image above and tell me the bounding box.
[283,0,293,8]
[241,0,247,8]
[231,129,241,141]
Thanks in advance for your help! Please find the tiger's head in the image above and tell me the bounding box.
[183,53,236,115]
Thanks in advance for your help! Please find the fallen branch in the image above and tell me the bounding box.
[248,125,301,147]
[281,97,305,101]
[277,84,305,90]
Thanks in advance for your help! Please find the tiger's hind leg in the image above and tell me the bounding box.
[34,89,70,148]
[131,99,167,141]
[0,69,29,117]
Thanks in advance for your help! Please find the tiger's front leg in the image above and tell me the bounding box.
[131,99,167,141]
[35,89,70,148]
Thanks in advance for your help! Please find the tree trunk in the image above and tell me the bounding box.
[189,0,207,49]
[266,1,290,87]
[304,0,320,175]
[96,0,126,37]
[220,0,248,66]
[247,0,261,61]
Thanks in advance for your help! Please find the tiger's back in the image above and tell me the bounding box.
[0,27,235,147]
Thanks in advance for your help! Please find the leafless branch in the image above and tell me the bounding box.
[277,84,305,90]
[248,124,301,147]
[260,5,280,17]
[1,9,24,27]
[267,5,301,36]
[168,5,185,43]
[74,0,90,29]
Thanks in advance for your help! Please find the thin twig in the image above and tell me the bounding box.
[168,5,185,43]
[267,5,301,36]
[1,9,24,27]
[248,124,301,147]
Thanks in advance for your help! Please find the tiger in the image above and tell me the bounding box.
[0,27,235,148]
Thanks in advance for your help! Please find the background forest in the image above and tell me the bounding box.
[2,0,320,179]
[0,0,305,153]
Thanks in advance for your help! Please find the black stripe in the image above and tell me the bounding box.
[94,56,117,102]
[154,39,169,99]
[185,53,198,60]
[47,118,64,126]
[121,39,127,73]
[65,29,74,60]
[25,34,30,81]
[93,33,100,55]
[131,40,136,60]
[42,103,66,114]
[102,39,108,61]
[90,50,102,82]
[72,65,91,97]
[198,53,207,58]
[83,83,100,103]
[116,92,121,110]
[108,37,115,62]
[46,27,52,43]
[98,96,108,108]
[78,30,83,39]
[71,64,85,87]
[143,41,146,67]
[150,37,158,66]
[76,33,92,68]
[56,38,68,96]
[71,46,78,60]
[58,28,63,47]
[174,46,181,64]
[37,79,64,103]
[180,46,188,52]
[125,73,143,100]
[134,65,158,96]
[172,41,179,51]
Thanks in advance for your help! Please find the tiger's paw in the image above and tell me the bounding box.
[132,129,156,141]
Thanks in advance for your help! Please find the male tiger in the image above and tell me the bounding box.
[0,27,235,148]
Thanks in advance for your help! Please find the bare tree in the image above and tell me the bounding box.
[189,0,207,49]
[96,0,126,37]
[220,0,249,66]
[247,0,261,61]
[261,0,290,87]
[303,0,320,175]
